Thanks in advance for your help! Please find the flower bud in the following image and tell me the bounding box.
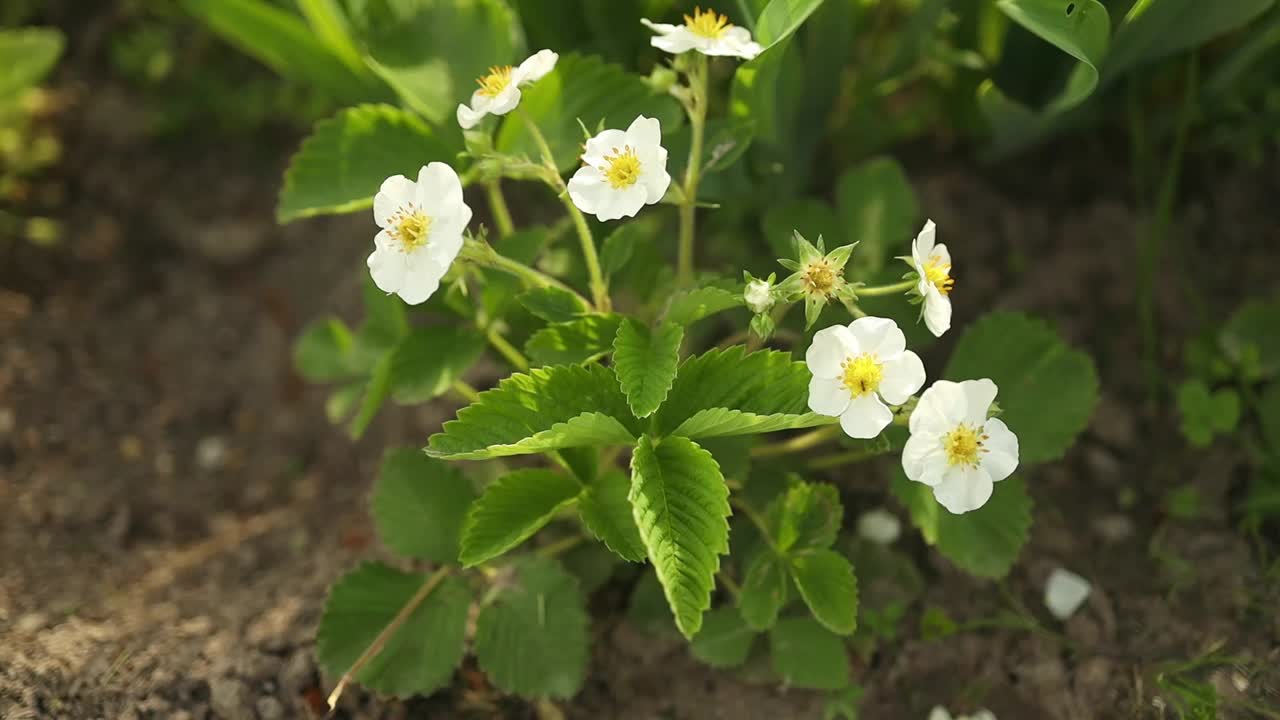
[744,278,774,314]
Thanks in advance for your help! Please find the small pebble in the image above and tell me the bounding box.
[209,677,251,719]
[196,436,229,471]
[15,612,48,633]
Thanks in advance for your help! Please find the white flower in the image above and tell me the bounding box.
[856,508,901,545]
[367,163,472,305]
[641,7,762,59]
[903,379,1019,514]
[456,49,558,130]
[744,278,773,313]
[1044,568,1091,620]
[806,317,927,439]
[929,707,996,720]
[910,219,953,337]
[567,115,671,222]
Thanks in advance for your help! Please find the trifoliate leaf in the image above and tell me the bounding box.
[945,312,1098,464]
[459,470,583,567]
[655,347,832,439]
[789,550,858,635]
[389,326,484,404]
[316,563,470,698]
[578,470,647,562]
[426,364,640,460]
[525,314,624,367]
[766,483,843,553]
[518,286,592,323]
[769,617,851,691]
[690,607,757,669]
[891,469,1033,579]
[613,319,684,418]
[294,316,358,382]
[630,435,731,638]
[835,156,919,275]
[371,449,475,563]
[474,557,589,699]
[663,286,745,326]
[1176,380,1241,448]
[739,550,789,631]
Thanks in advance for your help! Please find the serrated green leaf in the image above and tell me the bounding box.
[770,616,850,691]
[630,435,731,638]
[663,286,745,326]
[671,408,833,439]
[459,470,583,566]
[766,483,842,553]
[790,550,858,635]
[739,550,789,631]
[518,286,591,323]
[614,320,683,418]
[525,314,624,366]
[835,156,919,275]
[426,364,640,460]
[690,606,757,668]
[294,316,357,381]
[891,469,1032,579]
[578,470,647,562]
[316,563,470,697]
[474,557,589,699]
[278,104,459,222]
[0,28,63,102]
[389,326,484,404]
[945,312,1098,464]
[371,449,476,562]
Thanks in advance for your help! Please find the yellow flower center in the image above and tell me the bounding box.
[943,424,987,467]
[684,7,731,38]
[924,256,954,295]
[476,65,513,98]
[802,259,842,297]
[841,353,883,398]
[389,208,432,252]
[603,146,642,189]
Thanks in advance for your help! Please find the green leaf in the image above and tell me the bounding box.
[349,352,394,439]
[316,563,470,697]
[614,320,684,418]
[663,286,745,326]
[1176,380,1241,447]
[834,156,919,275]
[769,617,850,691]
[1223,296,1280,379]
[739,551,789,631]
[371,449,476,562]
[296,0,366,73]
[655,347,832,439]
[630,435,731,638]
[702,118,756,173]
[0,28,63,102]
[278,104,459,222]
[690,607,757,668]
[1105,0,1275,82]
[600,222,641,277]
[1259,382,1280,457]
[762,198,839,259]
[730,0,828,142]
[327,381,365,424]
[766,483,842,553]
[389,326,485,404]
[473,557,589,699]
[891,470,1033,579]
[426,364,640,460]
[525,314,624,366]
[496,53,683,172]
[294,316,357,381]
[518,286,591,323]
[459,470,583,566]
[789,550,858,635]
[578,470,647,562]
[945,312,1098,464]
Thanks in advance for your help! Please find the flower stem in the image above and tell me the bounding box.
[807,443,894,471]
[677,53,709,287]
[536,534,585,557]
[462,237,588,304]
[485,179,515,238]
[750,424,840,458]
[451,379,480,403]
[485,326,529,371]
[856,279,916,297]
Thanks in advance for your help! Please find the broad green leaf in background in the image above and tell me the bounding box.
[767,483,842,553]
[762,198,840,259]
[578,470,647,562]
[835,156,920,275]
[317,563,470,696]
[789,550,858,635]
[730,0,829,142]
[525,313,625,366]
[0,28,64,103]
[295,0,366,73]
[662,286,746,326]
[426,364,640,460]
[1222,296,1280,379]
[769,616,850,690]
[278,104,459,222]
[349,352,394,438]
[945,312,1099,464]
[739,550,790,630]
[690,606,757,668]
[518,286,591,323]
[497,53,683,171]
[702,118,757,174]
[371,449,476,562]
[1103,0,1276,83]
[599,221,643,277]
[630,435,731,638]
[891,470,1033,578]
[1176,380,1241,448]
[474,557,589,698]
[459,469,583,566]
[389,326,485,403]
[614,320,684,418]
[294,316,358,381]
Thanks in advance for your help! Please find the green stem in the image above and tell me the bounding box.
[451,379,480,403]
[730,497,779,554]
[461,238,590,306]
[486,326,529,371]
[485,179,515,238]
[537,534,585,557]
[807,443,894,471]
[751,425,840,458]
[677,53,709,287]
[857,279,916,297]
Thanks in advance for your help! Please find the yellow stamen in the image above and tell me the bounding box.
[924,256,954,295]
[802,259,842,297]
[476,66,513,98]
[943,424,988,467]
[841,353,883,398]
[602,146,642,189]
[684,7,731,39]
[389,208,432,252]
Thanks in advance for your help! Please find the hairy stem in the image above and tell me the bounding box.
[461,237,590,306]
[485,179,515,238]
[485,326,529,371]
[856,279,916,297]
[677,53,710,286]
[750,425,841,458]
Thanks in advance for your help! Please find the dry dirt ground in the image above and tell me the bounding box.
[3,24,1280,720]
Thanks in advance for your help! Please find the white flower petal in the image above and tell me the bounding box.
[1044,568,1091,620]
[485,85,523,117]
[514,49,558,85]
[648,26,700,54]
[902,430,947,486]
[367,240,407,295]
[922,285,952,337]
[720,26,763,59]
[960,378,998,424]
[567,166,607,214]
[395,254,447,305]
[415,162,465,218]
[931,242,951,267]
[856,509,901,545]
[580,128,630,165]
[933,465,993,514]
[839,393,892,439]
[625,115,662,148]
[456,103,485,130]
[373,175,414,227]
[808,375,851,417]
[914,219,936,259]
[425,229,465,267]
[640,18,679,33]
[806,324,858,378]
[981,417,1019,482]
[847,316,905,358]
[601,183,650,221]
[878,351,926,406]
[928,707,954,720]
[909,380,968,434]
[970,711,998,720]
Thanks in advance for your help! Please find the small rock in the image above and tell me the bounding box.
[196,436,229,471]
[1092,513,1134,544]
[0,407,14,434]
[1044,568,1092,620]
[210,677,252,720]
[15,612,48,633]
[255,696,284,720]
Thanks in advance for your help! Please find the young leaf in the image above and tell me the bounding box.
[371,449,476,563]
[426,364,640,460]
[766,483,843,553]
[739,550,789,631]
[690,607,757,669]
[613,319,684,418]
[294,316,357,381]
[578,470,647,562]
[630,435,731,638]
[474,557,589,699]
[316,563,470,697]
[663,286,746,326]
[518,286,591,323]
[389,326,485,404]
[945,312,1099,464]
[459,470,583,567]
[769,616,851,691]
[789,550,858,635]
[525,314,624,367]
